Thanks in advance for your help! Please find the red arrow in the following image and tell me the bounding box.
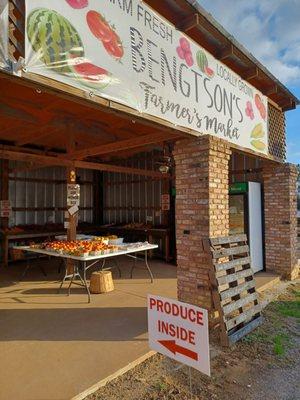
[158,340,198,361]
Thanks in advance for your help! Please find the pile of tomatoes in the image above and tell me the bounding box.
[40,240,118,256]
[87,10,124,60]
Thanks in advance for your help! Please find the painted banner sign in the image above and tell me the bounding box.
[148,295,210,375]
[24,0,268,154]
[0,0,9,69]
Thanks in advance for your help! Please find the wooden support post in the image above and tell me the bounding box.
[93,171,103,226]
[66,131,77,274]
[0,159,9,229]
[66,167,77,275]
[66,167,77,241]
[0,159,9,267]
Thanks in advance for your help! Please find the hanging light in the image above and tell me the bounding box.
[159,164,170,174]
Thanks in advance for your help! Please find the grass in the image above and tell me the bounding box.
[243,330,271,344]
[155,381,167,392]
[273,333,291,356]
[243,286,299,355]
[272,290,300,319]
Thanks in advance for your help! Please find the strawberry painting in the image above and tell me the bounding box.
[176,37,194,67]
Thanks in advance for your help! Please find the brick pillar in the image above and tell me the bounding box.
[262,162,299,280]
[173,135,231,311]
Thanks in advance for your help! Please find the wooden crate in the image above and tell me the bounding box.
[204,234,263,346]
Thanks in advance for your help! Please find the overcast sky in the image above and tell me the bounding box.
[198,0,300,164]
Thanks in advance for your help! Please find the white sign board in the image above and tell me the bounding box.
[0,0,9,69]
[148,295,210,376]
[67,184,80,207]
[0,200,12,218]
[24,0,268,155]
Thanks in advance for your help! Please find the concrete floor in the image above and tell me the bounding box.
[0,257,177,400]
[0,258,280,400]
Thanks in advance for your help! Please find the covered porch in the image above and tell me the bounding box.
[0,257,279,400]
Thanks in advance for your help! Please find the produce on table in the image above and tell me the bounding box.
[65,0,88,9]
[86,10,124,60]
[68,57,111,89]
[31,240,120,257]
[27,8,84,73]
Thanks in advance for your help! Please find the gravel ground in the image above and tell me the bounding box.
[84,281,300,400]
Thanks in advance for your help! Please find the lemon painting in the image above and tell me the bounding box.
[250,123,266,152]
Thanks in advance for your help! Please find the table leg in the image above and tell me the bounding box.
[148,235,153,259]
[67,265,76,296]
[4,237,8,268]
[20,260,30,281]
[130,252,137,279]
[113,258,121,278]
[165,234,170,263]
[145,250,154,283]
[58,259,68,293]
[100,258,106,270]
[82,261,91,303]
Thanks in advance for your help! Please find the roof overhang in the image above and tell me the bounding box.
[144,0,299,111]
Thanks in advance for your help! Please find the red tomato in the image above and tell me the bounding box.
[87,10,112,43]
[103,39,124,59]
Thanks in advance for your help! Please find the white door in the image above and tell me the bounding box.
[248,182,264,273]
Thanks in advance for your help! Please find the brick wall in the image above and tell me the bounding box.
[173,135,231,311]
[262,162,299,280]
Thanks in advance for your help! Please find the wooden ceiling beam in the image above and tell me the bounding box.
[241,67,259,81]
[102,144,160,161]
[0,149,170,179]
[0,98,53,124]
[9,163,50,175]
[178,13,228,45]
[0,101,37,123]
[281,98,296,111]
[0,71,196,138]
[265,85,278,96]
[76,160,169,178]
[218,45,234,61]
[16,127,61,146]
[65,132,180,160]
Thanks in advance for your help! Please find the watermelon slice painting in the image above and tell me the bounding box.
[27,8,84,73]
[68,58,112,90]
[196,50,214,78]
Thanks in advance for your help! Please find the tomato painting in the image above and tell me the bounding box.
[103,38,124,59]
[86,10,124,60]
[86,11,112,42]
